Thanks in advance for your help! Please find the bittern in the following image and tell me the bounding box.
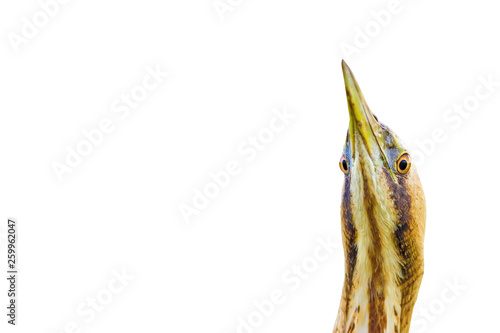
[333,61,426,333]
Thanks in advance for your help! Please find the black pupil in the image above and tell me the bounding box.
[399,159,408,170]
[342,160,347,170]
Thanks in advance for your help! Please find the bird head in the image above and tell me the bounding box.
[339,60,425,234]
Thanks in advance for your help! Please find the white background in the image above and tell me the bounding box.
[0,0,499,332]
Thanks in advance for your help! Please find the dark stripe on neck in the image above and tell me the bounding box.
[383,168,417,331]
[341,173,357,319]
[361,167,387,333]
[382,169,412,279]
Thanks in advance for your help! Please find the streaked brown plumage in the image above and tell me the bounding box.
[333,61,426,333]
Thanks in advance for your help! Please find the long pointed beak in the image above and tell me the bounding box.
[342,60,395,178]
[342,60,378,158]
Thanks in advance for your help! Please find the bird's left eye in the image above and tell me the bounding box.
[396,153,411,174]
[339,155,349,174]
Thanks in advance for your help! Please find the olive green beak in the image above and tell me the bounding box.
[341,60,396,179]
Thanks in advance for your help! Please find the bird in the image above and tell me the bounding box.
[333,61,426,333]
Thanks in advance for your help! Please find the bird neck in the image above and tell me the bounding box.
[334,165,425,333]
[335,166,406,332]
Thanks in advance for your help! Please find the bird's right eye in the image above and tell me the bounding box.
[396,153,411,174]
[339,155,349,174]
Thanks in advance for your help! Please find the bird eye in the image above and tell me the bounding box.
[339,155,349,175]
[396,153,411,174]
